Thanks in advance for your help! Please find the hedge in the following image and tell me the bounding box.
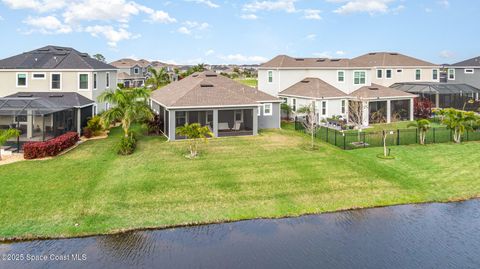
[23,132,79,159]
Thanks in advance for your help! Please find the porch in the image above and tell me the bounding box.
[349,98,414,126]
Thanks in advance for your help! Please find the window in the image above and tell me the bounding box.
[397,69,403,73]
[377,69,383,79]
[415,69,421,80]
[16,73,27,87]
[134,67,140,74]
[206,111,213,124]
[465,69,475,74]
[386,69,392,79]
[176,111,186,126]
[337,71,345,82]
[79,73,89,90]
[433,69,438,80]
[268,70,273,83]
[235,110,243,122]
[263,103,272,116]
[106,72,110,88]
[51,73,61,90]
[292,98,296,111]
[353,71,366,85]
[321,101,327,116]
[448,69,455,80]
[341,100,346,114]
[32,73,46,79]
[93,73,97,89]
[282,97,287,103]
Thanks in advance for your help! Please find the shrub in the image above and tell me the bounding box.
[83,127,93,138]
[117,133,137,155]
[414,98,433,119]
[23,132,79,159]
[86,115,104,136]
[144,114,163,135]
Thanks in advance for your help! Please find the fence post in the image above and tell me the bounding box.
[326,127,329,142]
[433,128,436,144]
[450,130,452,142]
[343,133,346,150]
[397,129,400,145]
[415,128,418,144]
[294,116,297,130]
[363,132,366,148]
[467,130,469,141]
[334,130,337,146]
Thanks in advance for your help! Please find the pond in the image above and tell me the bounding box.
[1,199,480,269]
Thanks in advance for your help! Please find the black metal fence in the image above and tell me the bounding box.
[294,120,480,150]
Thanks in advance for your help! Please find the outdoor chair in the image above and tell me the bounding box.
[232,122,241,131]
[218,122,230,131]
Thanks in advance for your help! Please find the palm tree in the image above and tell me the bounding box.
[0,128,20,160]
[407,119,431,145]
[146,67,170,90]
[297,102,317,149]
[99,87,153,138]
[175,123,213,158]
[436,108,478,143]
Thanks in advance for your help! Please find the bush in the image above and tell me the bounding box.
[144,114,163,135]
[117,133,137,155]
[23,132,79,159]
[86,116,104,136]
[83,127,93,138]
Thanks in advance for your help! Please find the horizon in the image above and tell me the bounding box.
[0,0,478,65]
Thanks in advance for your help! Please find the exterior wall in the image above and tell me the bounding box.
[282,96,346,122]
[446,68,480,89]
[258,102,281,129]
[370,67,440,87]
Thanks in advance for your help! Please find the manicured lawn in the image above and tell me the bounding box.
[1,126,480,240]
[236,78,258,87]
[352,121,445,133]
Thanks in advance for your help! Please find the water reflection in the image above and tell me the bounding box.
[2,200,480,269]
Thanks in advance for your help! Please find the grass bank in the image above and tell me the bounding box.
[1,126,479,241]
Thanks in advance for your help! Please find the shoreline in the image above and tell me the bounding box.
[2,195,479,244]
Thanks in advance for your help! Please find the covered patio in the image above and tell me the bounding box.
[391,82,480,111]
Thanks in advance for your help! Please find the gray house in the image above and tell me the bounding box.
[446,56,480,89]
[150,71,281,141]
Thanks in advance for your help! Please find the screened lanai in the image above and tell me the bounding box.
[391,83,480,111]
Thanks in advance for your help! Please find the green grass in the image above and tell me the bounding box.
[1,126,480,241]
[235,78,258,87]
[351,121,445,133]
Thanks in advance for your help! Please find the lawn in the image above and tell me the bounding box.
[351,120,445,133]
[235,78,258,87]
[1,125,480,241]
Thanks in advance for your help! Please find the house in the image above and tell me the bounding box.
[258,52,439,126]
[149,71,281,141]
[445,56,480,89]
[0,45,116,148]
[110,58,151,88]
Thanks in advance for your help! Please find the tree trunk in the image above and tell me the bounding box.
[383,131,388,157]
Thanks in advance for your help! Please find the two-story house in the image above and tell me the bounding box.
[0,45,117,146]
[110,58,151,88]
[258,52,441,126]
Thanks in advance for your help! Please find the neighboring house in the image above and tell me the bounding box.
[259,52,439,126]
[110,58,151,88]
[445,56,480,89]
[149,71,281,141]
[0,45,117,113]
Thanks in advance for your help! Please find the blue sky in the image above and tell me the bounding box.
[0,0,478,65]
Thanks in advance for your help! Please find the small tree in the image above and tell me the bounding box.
[92,54,106,63]
[146,67,170,90]
[297,102,317,150]
[281,103,293,120]
[348,99,365,142]
[414,98,433,119]
[0,129,20,160]
[176,123,214,158]
[435,108,478,143]
[407,119,431,145]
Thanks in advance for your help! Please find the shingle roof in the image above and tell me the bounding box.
[150,71,280,108]
[450,56,480,67]
[5,92,94,107]
[0,45,117,70]
[261,52,438,69]
[110,58,151,68]
[117,72,145,80]
[349,84,416,99]
[279,78,348,99]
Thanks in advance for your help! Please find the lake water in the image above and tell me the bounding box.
[1,199,480,269]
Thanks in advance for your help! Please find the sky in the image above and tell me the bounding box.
[0,0,478,65]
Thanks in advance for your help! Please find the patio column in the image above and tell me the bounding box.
[27,109,33,139]
[77,108,82,135]
[253,107,258,135]
[410,98,415,121]
[213,109,218,137]
[386,100,391,124]
[435,94,440,108]
[163,107,167,134]
[361,101,369,127]
[168,110,176,141]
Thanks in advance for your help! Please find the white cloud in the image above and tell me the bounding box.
[1,0,66,12]
[240,14,258,20]
[84,25,138,47]
[185,0,219,8]
[148,10,176,23]
[303,9,321,20]
[0,15,3,21]
[336,50,346,56]
[306,34,316,40]
[425,7,433,13]
[438,0,449,8]
[178,21,209,35]
[205,49,215,56]
[23,15,72,34]
[313,51,332,58]
[243,0,297,13]
[439,50,454,59]
[328,0,396,15]
[218,54,268,64]
[177,26,191,35]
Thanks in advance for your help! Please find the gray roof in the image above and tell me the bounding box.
[5,92,94,108]
[390,82,480,94]
[279,78,348,99]
[350,84,416,99]
[0,45,117,70]
[150,71,280,108]
[450,56,480,67]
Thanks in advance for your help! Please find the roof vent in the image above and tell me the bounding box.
[200,83,214,87]
[369,87,379,91]
[316,59,326,62]
[80,53,88,57]
[205,74,218,77]
[301,80,310,83]
[37,48,50,52]
[18,94,33,97]
[390,53,399,55]
[330,59,341,62]
[49,94,64,98]
[192,74,199,77]
[369,53,377,55]
[295,58,305,61]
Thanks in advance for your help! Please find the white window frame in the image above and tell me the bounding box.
[106,72,110,88]
[134,67,140,74]
[93,72,97,90]
[321,101,327,116]
[353,71,366,85]
[16,72,28,88]
[31,72,46,80]
[50,73,62,91]
[78,73,90,91]
[465,69,475,74]
[415,69,421,81]
[386,69,393,79]
[448,69,455,80]
[433,69,439,80]
[263,103,273,116]
[268,70,273,83]
[376,69,383,79]
[234,110,244,122]
[341,99,346,114]
[337,70,345,83]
